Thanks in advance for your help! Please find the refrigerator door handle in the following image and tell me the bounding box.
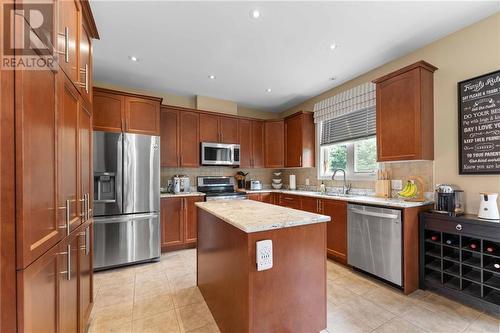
[94,213,159,224]
[116,133,123,213]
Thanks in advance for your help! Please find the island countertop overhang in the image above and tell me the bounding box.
[195,199,330,233]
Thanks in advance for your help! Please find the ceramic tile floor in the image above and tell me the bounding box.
[89,249,499,333]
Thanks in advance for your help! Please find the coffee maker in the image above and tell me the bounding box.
[432,184,464,216]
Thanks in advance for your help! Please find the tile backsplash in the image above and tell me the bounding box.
[162,160,434,193]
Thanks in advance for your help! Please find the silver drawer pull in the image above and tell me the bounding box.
[455,224,462,231]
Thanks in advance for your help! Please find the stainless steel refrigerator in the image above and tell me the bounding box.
[93,131,160,270]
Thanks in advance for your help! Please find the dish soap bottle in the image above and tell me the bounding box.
[320,182,326,194]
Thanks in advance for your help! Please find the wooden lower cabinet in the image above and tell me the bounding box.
[161,196,204,251]
[320,200,348,264]
[17,220,93,333]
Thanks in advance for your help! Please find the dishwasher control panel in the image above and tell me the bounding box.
[256,239,273,271]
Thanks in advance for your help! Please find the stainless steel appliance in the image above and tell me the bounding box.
[171,175,190,194]
[197,176,247,201]
[432,184,465,216]
[245,179,263,190]
[347,204,403,286]
[93,131,160,270]
[201,142,240,166]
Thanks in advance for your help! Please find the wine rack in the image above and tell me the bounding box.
[420,212,500,315]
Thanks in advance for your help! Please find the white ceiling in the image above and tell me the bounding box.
[91,1,499,112]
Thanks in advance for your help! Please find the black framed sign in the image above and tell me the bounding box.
[458,70,500,174]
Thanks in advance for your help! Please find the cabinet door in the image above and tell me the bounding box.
[57,0,80,84]
[79,101,92,221]
[260,192,272,204]
[59,75,81,235]
[247,193,262,202]
[301,197,319,213]
[280,194,301,210]
[160,109,179,167]
[78,22,92,104]
[93,90,124,132]
[59,232,79,333]
[376,68,420,161]
[285,114,303,167]
[251,121,265,168]
[79,223,93,332]
[17,246,58,333]
[270,193,281,205]
[264,120,284,168]
[16,66,60,269]
[161,198,183,251]
[179,111,200,167]
[184,197,204,244]
[199,113,219,142]
[321,200,347,264]
[125,97,160,135]
[238,119,252,167]
[219,116,239,143]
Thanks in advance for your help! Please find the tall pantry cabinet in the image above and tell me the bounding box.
[0,1,99,332]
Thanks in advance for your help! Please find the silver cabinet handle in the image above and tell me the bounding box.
[66,199,70,235]
[56,27,69,62]
[77,64,89,93]
[455,224,462,231]
[299,156,302,167]
[85,226,90,255]
[349,207,399,220]
[67,244,71,280]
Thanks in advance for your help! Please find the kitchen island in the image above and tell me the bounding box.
[196,199,330,333]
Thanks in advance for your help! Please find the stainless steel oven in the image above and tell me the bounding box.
[201,142,240,166]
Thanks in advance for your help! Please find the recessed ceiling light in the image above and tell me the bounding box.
[129,56,138,62]
[250,9,261,19]
[208,75,216,80]
[329,77,337,81]
[266,88,272,93]
[329,43,338,50]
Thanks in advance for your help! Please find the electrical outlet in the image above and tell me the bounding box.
[391,179,403,190]
[256,239,273,271]
[305,178,310,186]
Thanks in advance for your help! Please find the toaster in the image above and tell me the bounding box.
[246,180,263,191]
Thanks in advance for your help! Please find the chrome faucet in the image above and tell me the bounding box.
[332,169,352,195]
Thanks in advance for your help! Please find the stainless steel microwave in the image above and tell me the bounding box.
[201,142,240,166]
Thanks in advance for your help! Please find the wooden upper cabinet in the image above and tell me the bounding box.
[59,75,81,236]
[199,113,238,143]
[219,116,238,143]
[285,112,315,168]
[16,68,61,269]
[321,199,347,264]
[93,89,124,132]
[57,0,80,84]
[160,108,179,167]
[92,88,162,135]
[179,111,200,167]
[79,22,92,104]
[373,61,437,162]
[199,113,219,142]
[264,120,284,168]
[125,96,160,135]
[238,119,252,167]
[251,121,265,167]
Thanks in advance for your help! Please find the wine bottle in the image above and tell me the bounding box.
[494,263,500,270]
[431,235,439,242]
[486,246,494,253]
[469,242,478,250]
[446,239,453,245]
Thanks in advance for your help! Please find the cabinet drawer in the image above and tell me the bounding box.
[423,215,499,240]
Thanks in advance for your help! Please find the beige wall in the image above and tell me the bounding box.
[94,81,278,119]
[280,13,500,213]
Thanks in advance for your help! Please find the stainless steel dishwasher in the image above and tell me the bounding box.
[347,204,403,286]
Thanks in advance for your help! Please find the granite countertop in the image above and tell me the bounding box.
[160,192,205,198]
[244,189,433,208]
[195,200,330,233]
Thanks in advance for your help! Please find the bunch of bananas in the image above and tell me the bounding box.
[398,181,418,198]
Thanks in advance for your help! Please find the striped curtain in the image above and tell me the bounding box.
[313,82,376,124]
